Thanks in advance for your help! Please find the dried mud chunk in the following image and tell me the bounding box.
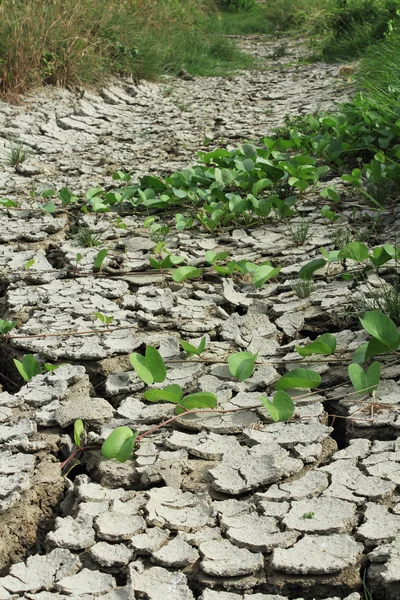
[271,534,363,574]
[199,539,263,577]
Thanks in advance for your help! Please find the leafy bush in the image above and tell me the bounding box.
[216,0,255,11]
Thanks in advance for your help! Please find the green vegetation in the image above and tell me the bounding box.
[0,0,253,95]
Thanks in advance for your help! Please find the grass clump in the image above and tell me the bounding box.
[8,144,29,166]
[318,0,400,62]
[0,0,253,95]
[291,279,316,298]
[286,218,311,245]
[72,227,102,248]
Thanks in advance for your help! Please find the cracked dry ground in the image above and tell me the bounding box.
[0,36,400,600]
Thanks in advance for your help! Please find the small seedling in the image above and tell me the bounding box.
[95,312,114,328]
[25,258,35,270]
[179,336,206,356]
[0,320,17,335]
[75,253,83,270]
[8,144,29,166]
[13,354,58,382]
[93,249,108,271]
[303,512,315,520]
[73,227,102,248]
[286,218,311,245]
[291,279,316,298]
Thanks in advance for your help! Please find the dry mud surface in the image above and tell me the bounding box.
[0,37,400,600]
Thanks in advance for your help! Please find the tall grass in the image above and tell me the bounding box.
[0,0,253,95]
[356,28,400,116]
[318,0,400,61]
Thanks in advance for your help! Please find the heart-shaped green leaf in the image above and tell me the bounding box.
[115,432,138,463]
[338,242,369,262]
[298,258,326,280]
[172,266,202,282]
[296,333,336,357]
[130,352,153,384]
[179,336,206,356]
[101,426,137,461]
[252,265,281,288]
[365,338,390,360]
[130,346,166,385]
[228,351,256,381]
[13,354,41,382]
[145,346,167,383]
[360,311,400,351]
[260,390,295,422]
[205,250,229,264]
[175,392,217,415]
[0,320,16,335]
[275,368,321,391]
[348,361,381,395]
[144,384,183,403]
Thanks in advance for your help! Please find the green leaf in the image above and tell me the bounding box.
[172,266,202,282]
[101,426,136,460]
[86,187,104,200]
[205,250,229,264]
[260,390,295,422]
[41,188,56,199]
[145,346,167,383]
[352,342,368,364]
[275,368,321,391]
[348,361,380,395]
[144,384,183,403]
[93,249,107,271]
[228,351,256,381]
[175,392,217,415]
[360,311,400,351]
[74,419,84,448]
[252,265,280,288]
[149,257,161,269]
[369,246,392,267]
[42,201,56,213]
[0,198,18,207]
[129,352,154,385]
[296,333,336,357]
[0,320,16,335]
[44,363,59,372]
[339,242,369,262]
[59,187,78,204]
[116,431,139,463]
[25,258,35,270]
[298,258,326,280]
[252,178,273,196]
[242,143,258,158]
[365,337,390,360]
[179,336,206,356]
[320,185,340,202]
[13,354,41,382]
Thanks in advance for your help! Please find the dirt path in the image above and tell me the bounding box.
[0,38,350,196]
[1,36,399,600]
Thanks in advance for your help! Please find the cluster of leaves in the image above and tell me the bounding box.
[149,244,281,287]
[277,94,400,209]
[298,240,400,281]
[80,142,333,230]
[73,306,399,465]
[13,354,58,382]
[71,341,333,463]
